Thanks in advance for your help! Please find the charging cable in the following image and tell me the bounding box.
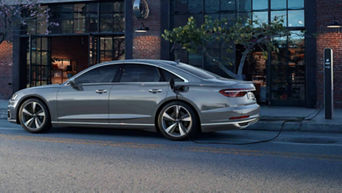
[189,106,323,145]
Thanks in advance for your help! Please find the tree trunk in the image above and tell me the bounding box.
[202,48,238,79]
[237,48,250,80]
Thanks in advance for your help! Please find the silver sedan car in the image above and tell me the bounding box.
[8,59,259,140]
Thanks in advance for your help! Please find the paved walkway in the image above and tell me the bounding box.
[249,106,342,133]
[0,99,7,120]
[1,99,341,133]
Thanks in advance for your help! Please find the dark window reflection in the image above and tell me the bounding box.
[205,0,220,13]
[221,0,236,11]
[239,0,251,12]
[188,1,203,14]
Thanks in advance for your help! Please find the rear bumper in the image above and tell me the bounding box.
[201,115,259,132]
[200,103,260,133]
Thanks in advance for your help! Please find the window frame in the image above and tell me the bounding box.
[75,64,120,84]
[116,64,163,83]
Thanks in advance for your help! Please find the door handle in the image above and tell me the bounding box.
[96,89,107,94]
[148,89,162,94]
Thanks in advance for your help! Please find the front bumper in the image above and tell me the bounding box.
[7,100,17,123]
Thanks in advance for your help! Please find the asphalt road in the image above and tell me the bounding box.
[0,120,342,193]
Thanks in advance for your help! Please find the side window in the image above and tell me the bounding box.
[120,64,161,82]
[76,65,118,84]
[160,69,184,82]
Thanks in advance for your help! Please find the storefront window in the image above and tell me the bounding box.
[30,1,126,35]
[288,0,304,9]
[270,31,305,103]
[271,0,286,10]
[171,0,306,105]
[100,1,125,33]
[100,36,125,62]
[271,11,287,26]
[221,0,236,11]
[288,10,305,27]
[253,11,268,24]
[239,0,252,12]
[253,0,268,10]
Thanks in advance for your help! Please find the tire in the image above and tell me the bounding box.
[18,98,51,133]
[157,101,199,140]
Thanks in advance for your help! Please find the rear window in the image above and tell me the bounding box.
[176,63,222,79]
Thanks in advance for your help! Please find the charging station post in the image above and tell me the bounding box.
[324,48,334,119]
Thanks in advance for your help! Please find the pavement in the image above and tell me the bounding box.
[0,99,341,133]
[248,106,342,133]
[0,121,342,192]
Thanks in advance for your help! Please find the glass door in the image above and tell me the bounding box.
[28,36,51,87]
[270,31,305,106]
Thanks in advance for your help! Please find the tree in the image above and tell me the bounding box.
[0,0,52,44]
[162,16,291,80]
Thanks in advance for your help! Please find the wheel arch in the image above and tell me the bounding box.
[16,95,51,124]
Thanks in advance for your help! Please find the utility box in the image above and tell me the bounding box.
[324,48,334,119]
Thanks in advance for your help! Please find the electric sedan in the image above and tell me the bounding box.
[8,59,259,140]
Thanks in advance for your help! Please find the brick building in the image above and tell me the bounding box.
[0,0,341,108]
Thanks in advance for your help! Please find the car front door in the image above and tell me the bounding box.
[56,64,119,124]
[109,64,169,126]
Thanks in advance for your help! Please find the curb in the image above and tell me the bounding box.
[248,120,342,133]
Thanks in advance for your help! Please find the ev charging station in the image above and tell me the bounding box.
[324,48,334,119]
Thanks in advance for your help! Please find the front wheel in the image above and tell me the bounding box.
[18,99,51,133]
[157,102,199,140]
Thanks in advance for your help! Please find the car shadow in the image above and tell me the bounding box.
[47,127,251,142]
[49,127,162,139]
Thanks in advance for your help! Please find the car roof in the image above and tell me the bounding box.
[76,59,218,83]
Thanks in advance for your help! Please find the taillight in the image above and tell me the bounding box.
[219,89,251,97]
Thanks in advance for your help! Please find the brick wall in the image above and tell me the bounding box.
[0,41,13,99]
[316,0,342,108]
[132,0,161,59]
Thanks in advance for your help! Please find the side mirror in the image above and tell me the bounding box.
[169,78,189,94]
[69,79,82,90]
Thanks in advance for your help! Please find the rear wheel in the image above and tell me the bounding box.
[18,99,51,133]
[158,102,199,140]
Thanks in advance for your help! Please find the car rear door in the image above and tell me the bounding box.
[108,64,169,125]
[56,64,119,124]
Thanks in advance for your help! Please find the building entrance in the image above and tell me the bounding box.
[20,34,125,88]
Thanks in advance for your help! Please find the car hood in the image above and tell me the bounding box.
[17,84,62,93]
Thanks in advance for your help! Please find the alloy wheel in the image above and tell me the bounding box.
[21,101,46,131]
[161,105,193,138]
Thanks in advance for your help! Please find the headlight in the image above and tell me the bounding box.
[11,94,18,101]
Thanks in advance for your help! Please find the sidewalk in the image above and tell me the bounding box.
[0,99,8,120]
[248,106,342,133]
[0,99,341,133]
